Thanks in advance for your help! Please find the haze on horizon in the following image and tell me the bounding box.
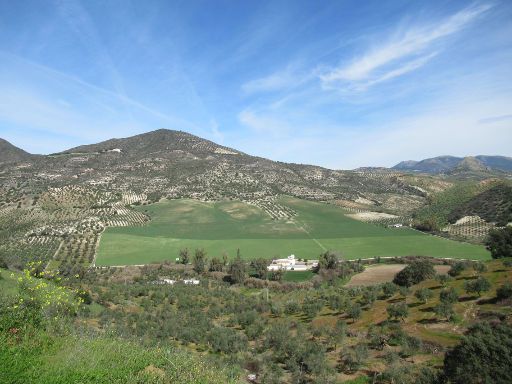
[0,0,511,169]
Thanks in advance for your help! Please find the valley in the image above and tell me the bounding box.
[96,197,488,266]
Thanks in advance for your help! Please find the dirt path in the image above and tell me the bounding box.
[291,218,327,252]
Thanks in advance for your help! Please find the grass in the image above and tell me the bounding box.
[0,331,235,384]
[282,270,314,282]
[96,197,489,266]
[0,268,19,295]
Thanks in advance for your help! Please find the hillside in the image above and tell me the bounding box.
[447,183,512,226]
[0,139,34,163]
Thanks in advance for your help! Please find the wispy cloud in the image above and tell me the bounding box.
[242,65,312,94]
[478,114,512,124]
[238,109,292,138]
[320,3,492,91]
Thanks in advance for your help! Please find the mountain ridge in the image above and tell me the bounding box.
[393,155,512,174]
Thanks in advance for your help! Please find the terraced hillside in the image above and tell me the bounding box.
[96,197,488,266]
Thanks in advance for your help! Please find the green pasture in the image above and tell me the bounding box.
[96,197,489,266]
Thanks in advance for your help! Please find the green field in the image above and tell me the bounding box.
[96,197,489,266]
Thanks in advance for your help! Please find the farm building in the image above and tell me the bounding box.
[267,254,318,271]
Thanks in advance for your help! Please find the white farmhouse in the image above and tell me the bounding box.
[267,255,318,271]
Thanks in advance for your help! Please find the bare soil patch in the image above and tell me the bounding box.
[346,264,451,287]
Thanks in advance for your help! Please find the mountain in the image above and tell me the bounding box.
[0,129,429,215]
[61,129,243,158]
[0,138,34,163]
[449,156,490,174]
[392,155,512,174]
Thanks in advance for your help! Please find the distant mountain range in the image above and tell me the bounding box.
[392,155,512,174]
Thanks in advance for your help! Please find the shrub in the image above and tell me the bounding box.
[393,260,435,287]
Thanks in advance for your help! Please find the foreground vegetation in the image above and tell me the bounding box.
[3,250,510,383]
[0,267,236,384]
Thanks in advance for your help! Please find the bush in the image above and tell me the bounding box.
[393,260,435,287]
[443,322,512,384]
[496,282,512,300]
[485,227,512,259]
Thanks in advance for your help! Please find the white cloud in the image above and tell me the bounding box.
[320,3,492,90]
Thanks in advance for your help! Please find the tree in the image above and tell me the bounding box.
[393,260,435,287]
[496,282,512,301]
[381,282,399,298]
[328,320,347,352]
[448,262,466,277]
[347,303,362,323]
[179,248,190,265]
[251,258,269,279]
[302,299,323,319]
[192,248,208,274]
[443,322,512,384]
[473,262,487,274]
[464,276,491,297]
[485,227,512,259]
[362,286,379,306]
[318,251,338,270]
[436,273,453,286]
[268,269,283,282]
[340,343,368,373]
[440,287,458,304]
[229,255,246,284]
[209,257,224,272]
[387,302,408,322]
[433,302,454,321]
[414,288,433,304]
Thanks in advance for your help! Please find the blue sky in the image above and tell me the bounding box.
[0,0,511,169]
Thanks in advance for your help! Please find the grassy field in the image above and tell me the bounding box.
[96,197,489,266]
[282,270,315,282]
